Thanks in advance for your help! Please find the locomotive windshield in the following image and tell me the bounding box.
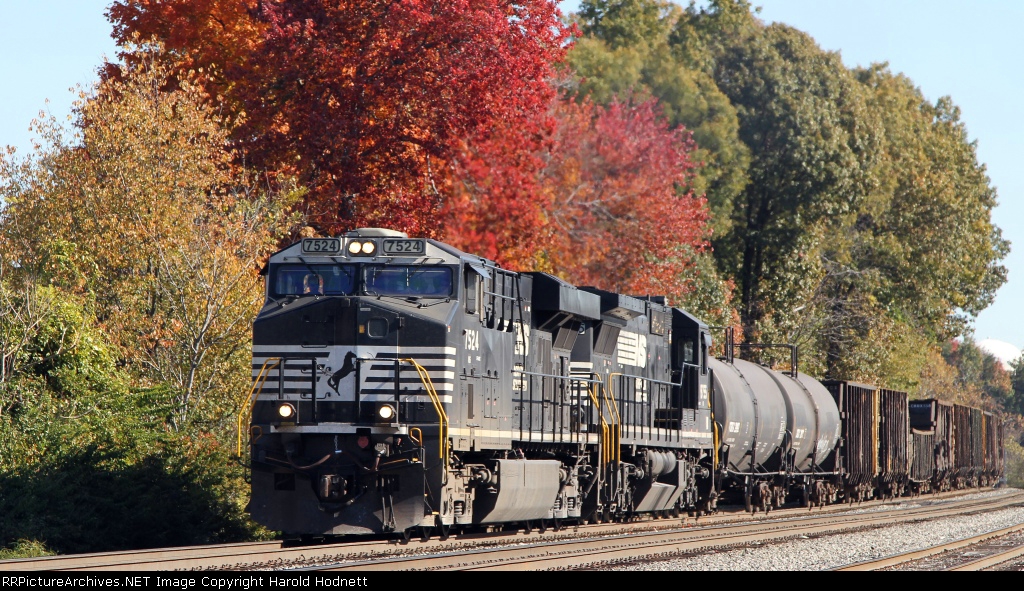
[364,265,452,297]
[274,264,356,296]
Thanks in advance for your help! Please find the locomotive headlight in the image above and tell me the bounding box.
[377,404,396,421]
[347,240,376,256]
[277,403,297,420]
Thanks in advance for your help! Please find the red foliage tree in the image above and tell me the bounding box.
[444,93,709,299]
[542,96,709,298]
[442,116,556,271]
[106,0,573,236]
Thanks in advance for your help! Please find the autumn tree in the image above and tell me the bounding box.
[441,88,720,319]
[0,45,296,431]
[0,44,287,553]
[542,96,708,296]
[568,0,750,242]
[106,0,574,236]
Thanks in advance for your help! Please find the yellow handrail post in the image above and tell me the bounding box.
[605,373,625,463]
[399,358,449,470]
[585,383,611,473]
[236,357,281,457]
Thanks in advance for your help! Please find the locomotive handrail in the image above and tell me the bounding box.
[611,369,696,391]
[604,373,627,463]
[237,357,282,457]
[510,368,612,463]
[583,383,612,468]
[398,358,449,471]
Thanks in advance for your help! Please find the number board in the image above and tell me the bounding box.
[301,238,342,254]
[381,238,426,256]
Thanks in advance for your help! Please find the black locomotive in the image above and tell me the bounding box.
[240,228,1005,538]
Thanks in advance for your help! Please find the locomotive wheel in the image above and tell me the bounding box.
[435,517,450,541]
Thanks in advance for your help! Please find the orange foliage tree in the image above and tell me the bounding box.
[1,49,297,431]
[106,0,574,237]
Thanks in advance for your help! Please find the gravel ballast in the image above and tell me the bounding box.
[599,488,1024,571]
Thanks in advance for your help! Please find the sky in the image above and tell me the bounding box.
[1,1,1021,366]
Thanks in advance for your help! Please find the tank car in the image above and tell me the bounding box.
[708,341,842,512]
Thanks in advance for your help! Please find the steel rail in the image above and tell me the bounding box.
[833,522,1024,571]
[947,539,1024,571]
[3,489,1019,572]
[311,491,1024,571]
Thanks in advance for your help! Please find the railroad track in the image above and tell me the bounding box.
[834,524,1024,571]
[313,490,1024,571]
[3,489,1020,571]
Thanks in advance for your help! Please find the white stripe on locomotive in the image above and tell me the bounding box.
[251,345,456,402]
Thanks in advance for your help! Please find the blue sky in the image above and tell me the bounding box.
[2,0,1021,362]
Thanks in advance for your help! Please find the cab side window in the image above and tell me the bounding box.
[465,272,479,316]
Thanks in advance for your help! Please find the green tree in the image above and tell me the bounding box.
[569,0,750,240]
[678,5,880,353]
[807,66,1008,381]
[665,2,1006,384]
[1009,354,1024,416]
[851,66,1008,342]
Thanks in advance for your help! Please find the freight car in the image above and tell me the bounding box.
[909,399,954,494]
[822,381,910,501]
[238,228,1005,539]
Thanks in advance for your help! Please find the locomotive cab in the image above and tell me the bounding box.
[246,228,471,536]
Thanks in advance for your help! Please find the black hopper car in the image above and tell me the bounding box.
[238,228,1006,538]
